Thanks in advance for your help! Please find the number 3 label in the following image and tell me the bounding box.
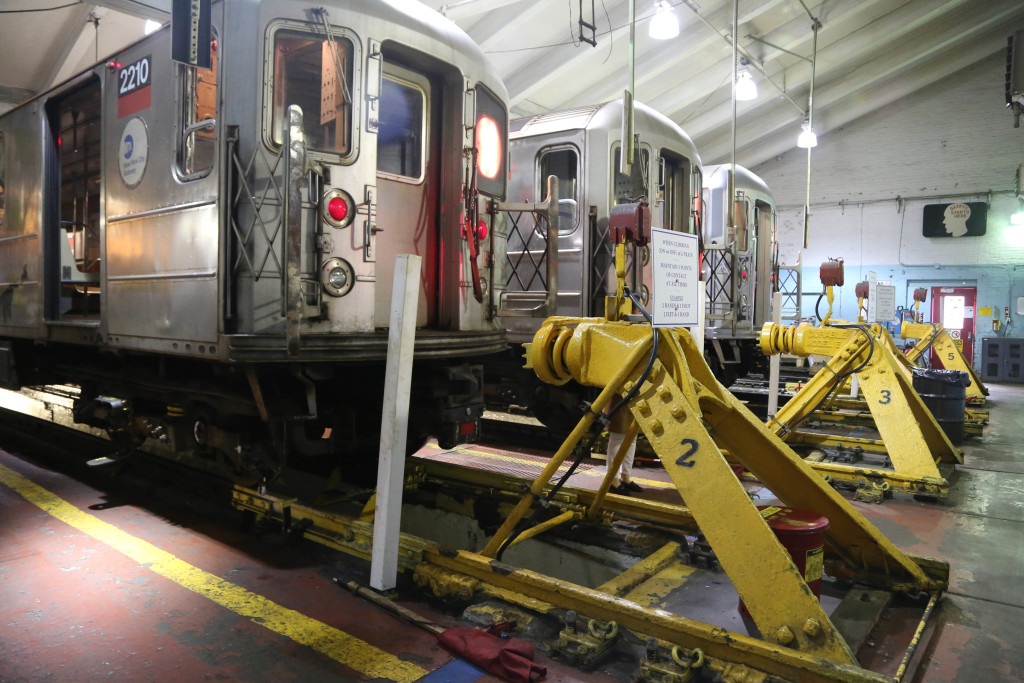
[879,389,891,405]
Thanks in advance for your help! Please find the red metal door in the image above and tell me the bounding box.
[930,286,976,368]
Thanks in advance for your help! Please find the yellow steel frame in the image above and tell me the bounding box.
[471,311,947,670]
[900,322,988,405]
[233,447,949,682]
[760,322,962,496]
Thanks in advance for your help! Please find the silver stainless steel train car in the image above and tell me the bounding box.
[493,99,702,424]
[0,0,511,482]
[701,163,788,381]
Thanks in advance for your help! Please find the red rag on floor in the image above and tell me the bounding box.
[437,627,547,683]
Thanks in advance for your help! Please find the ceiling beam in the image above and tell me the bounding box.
[40,5,99,89]
[699,8,1024,167]
[90,0,170,20]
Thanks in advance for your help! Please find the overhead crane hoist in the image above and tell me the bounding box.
[759,320,962,497]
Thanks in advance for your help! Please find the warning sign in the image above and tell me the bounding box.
[805,547,824,583]
[651,228,699,327]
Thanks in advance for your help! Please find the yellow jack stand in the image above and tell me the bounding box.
[900,322,989,407]
[474,310,946,672]
[760,322,962,497]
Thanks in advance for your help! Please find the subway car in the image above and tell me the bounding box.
[0,0,511,482]
[492,99,702,425]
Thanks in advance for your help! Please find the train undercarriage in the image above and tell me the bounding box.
[0,338,487,485]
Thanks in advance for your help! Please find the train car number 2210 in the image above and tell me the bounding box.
[118,56,152,97]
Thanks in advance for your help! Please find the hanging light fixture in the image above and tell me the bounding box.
[735,59,757,101]
[1011,201,1024,225]
[797,118,817,148]
[649,0,679,40]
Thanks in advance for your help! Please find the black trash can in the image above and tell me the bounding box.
[911,368,970,446]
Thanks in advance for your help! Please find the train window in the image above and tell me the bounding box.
[658,151,689,232]
[178,37,218,178]
[272,30,353,155]
[612,146,650,205]
[538,147,578,233]
[377,77,424,179]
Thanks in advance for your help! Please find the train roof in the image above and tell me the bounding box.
[703,164,773,201]
[510,99,699,161]
[2,0,506,117]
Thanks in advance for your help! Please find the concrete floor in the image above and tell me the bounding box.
[1,383,1023,681]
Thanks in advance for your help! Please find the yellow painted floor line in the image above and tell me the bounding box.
[0,463,427,683]
[423,442,676,489]
[622,563,697,608]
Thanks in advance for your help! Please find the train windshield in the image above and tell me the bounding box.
[272,30,353,155]
[538,147,578,232]
[377,77,424,179]
[612,146,650,204]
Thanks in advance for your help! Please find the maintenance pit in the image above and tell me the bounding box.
[230,431,948,683]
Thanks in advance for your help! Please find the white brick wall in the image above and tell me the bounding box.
[755,53,1023,211]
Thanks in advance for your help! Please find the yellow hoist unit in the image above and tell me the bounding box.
[760,320,962,497]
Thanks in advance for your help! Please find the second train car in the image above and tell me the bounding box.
[492,99,702,426]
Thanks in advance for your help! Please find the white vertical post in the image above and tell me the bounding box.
[767,291,782,417]
[694,285,706,356]
[370,254,422,591]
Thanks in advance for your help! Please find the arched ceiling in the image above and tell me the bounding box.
[2,0,1022,167]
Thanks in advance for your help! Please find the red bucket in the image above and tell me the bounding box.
[739,505,829,620]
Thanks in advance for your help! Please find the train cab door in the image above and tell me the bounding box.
[373,63,440,328]
[609,144,651,308]
[657,151,688,232]
[44,76,103,323]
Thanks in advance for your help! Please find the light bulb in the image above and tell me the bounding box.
[735,68,757,101]
[797,121,817,148]
[648,1,679,40]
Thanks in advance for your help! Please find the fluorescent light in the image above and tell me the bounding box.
[649,1,679,40]
[797,121,817,148]
[144,19,161,35]
[1011,210,1024,225]
[736,68,757,101]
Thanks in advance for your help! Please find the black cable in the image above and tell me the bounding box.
[785,324,875,434]
[0,2,81,13]
[814,291,825,322]
[495,286,655,561]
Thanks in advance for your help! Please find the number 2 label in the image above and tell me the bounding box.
[676,439,699,468]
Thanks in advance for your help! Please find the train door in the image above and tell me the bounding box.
[657,151,688,232]
[609,144,651,306]
[373,64,440,328]
[752,199,774,326]
[44,76,103,323]
[930,286,976,368]
[538,146,581,316]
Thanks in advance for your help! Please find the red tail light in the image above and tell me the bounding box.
[327,196,348,222]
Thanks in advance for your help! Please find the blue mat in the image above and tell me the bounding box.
[421,658,487,682]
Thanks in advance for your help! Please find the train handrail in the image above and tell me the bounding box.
[282,105,306,356]
[497,175,559,318]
